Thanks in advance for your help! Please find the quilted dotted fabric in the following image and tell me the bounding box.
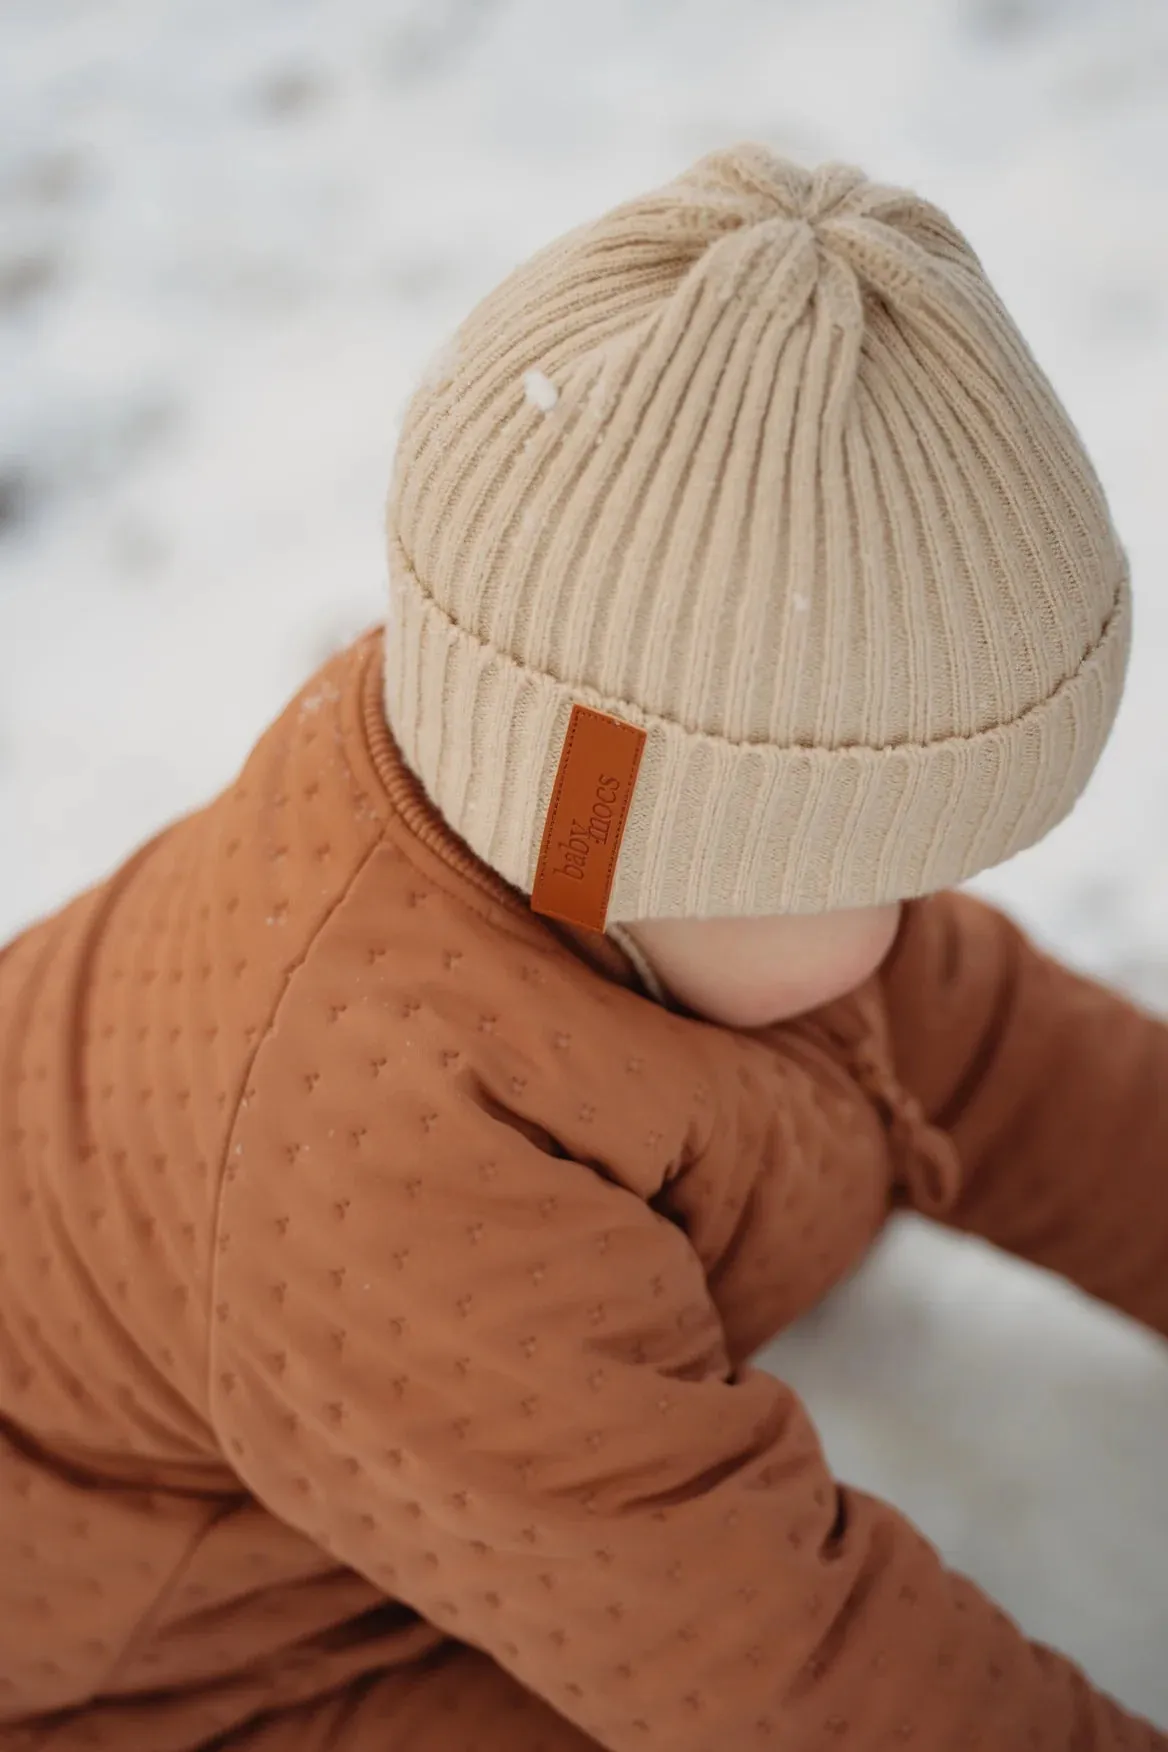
[1,632,1165,1751]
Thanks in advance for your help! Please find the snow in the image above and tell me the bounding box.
[2,0,1166,1724]
[523,367,559,413]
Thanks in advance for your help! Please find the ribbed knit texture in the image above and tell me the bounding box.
[385,144,1130,922]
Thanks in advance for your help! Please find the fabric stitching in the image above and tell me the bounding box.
[203,832,388,1418]
[21,1501,244,1752]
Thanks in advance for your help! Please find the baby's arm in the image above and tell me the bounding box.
[882,891,1168,1339]
[209,941,1165,1752]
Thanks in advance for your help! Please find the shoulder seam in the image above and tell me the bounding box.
[203,828,390,1419]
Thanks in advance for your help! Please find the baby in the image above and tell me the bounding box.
[1,146,1165,1751]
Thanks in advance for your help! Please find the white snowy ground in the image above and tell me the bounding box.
[2,0,1166,1726]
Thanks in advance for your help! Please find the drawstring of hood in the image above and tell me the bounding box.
[813,996,965,1217]
[849,1043,964,1216]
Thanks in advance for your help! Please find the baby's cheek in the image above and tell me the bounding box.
[624,903,904,1027]
[821,905,904,995]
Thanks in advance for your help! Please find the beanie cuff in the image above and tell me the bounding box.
[385,546,1130,923]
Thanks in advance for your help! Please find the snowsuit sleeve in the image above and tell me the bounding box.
[882,891,1168,1340]
[208,869,1166,1752]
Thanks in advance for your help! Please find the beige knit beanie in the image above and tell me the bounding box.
[384,144,1129,927]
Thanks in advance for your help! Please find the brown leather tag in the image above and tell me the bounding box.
[530,704,647,933]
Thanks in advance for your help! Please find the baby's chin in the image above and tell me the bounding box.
[689,918,904,1030]
[693,975,861,1031]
